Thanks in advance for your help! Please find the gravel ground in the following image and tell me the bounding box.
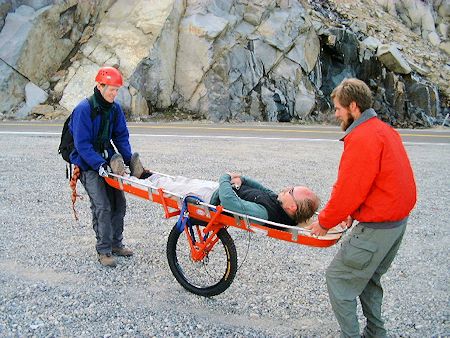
[0,129,448,337]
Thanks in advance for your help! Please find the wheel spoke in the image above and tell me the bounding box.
[167,224,238,297]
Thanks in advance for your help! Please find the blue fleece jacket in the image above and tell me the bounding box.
[69,98,132,171]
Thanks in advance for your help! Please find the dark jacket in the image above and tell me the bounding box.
[210,174,295,226]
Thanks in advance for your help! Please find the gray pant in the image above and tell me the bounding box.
[80,170,126,254]
[326,219,407,338]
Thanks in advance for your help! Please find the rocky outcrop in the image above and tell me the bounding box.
[0,1,114,116]
[132,0,322,122]
[0,0,448,127]
[376,0,449,50]
[58,0,175,117]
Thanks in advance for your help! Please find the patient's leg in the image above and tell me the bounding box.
[143,175,219,203]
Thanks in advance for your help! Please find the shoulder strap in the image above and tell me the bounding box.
[87,96,99,120]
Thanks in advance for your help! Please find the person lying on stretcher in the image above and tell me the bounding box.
[111,153,320,228]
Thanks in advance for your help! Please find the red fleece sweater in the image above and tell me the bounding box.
[319,117,417,229]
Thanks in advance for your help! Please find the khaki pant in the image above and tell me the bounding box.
[326,219,407,338]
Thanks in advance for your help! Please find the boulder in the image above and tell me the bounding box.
[243,3,266,26]
[439,41,450,55]
[261,86,285,122]
[0,5,41,68]
[30,104,54,117]
[0,60,28,116]
[361,36,381,51]
[287,26,320,74]
[428,31,441,47]
[16,81,48,117]
[257,3,309,52]
[248,90,263,121]
[407,80,439,117]
[377,44,412,74]
[294,86,316,119]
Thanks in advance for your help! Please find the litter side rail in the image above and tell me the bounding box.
[104,174,345,247]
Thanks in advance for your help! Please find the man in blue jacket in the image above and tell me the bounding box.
[69,66,135,267]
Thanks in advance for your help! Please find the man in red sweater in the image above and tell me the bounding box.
[308,78,417,338]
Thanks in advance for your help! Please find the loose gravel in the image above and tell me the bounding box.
[0,130,448,337]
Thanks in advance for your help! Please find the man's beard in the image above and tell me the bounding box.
[340,114,354,131]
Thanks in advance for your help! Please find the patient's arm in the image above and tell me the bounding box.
[240,176,274,194]
[217,174,268,220]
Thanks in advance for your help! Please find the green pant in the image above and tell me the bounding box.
[326,219,407,338]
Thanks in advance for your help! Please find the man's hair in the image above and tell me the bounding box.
[294,190,320,224]
[331,78,373,112]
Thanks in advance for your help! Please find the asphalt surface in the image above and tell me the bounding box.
[0,120,449,144]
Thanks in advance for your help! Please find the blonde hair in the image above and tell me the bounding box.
[331,78,373,112]
[294,190,320,224]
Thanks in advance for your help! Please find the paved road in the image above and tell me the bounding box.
[0,120,449,144]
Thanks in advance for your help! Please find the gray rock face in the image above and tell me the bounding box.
[376,0,445,46]
[377,44,412,74]
[59,0,171,114]
[0,1,115,117]
[0,59,28,116]
[0,0,446,127]
[131,0,320,123]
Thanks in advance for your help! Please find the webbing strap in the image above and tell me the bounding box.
[175,195,205,234]
[69,165,83,220]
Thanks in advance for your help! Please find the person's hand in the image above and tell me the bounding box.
[230,177,242,188]
[98,163,110,177]
[340,216,353,228]
[227,172,241,179]
[227,172,242,189]
[305,220,329,237]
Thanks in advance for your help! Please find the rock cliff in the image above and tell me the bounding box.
[0,0,448,127]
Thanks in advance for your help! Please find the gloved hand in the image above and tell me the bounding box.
[98,163,110,177]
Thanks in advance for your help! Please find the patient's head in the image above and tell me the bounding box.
[278,186,320,224]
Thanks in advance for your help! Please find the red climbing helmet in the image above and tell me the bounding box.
[95,66,123,86]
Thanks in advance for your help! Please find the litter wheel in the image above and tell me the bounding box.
[166,223,237,297]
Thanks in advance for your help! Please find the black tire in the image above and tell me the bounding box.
[166,223,238,297]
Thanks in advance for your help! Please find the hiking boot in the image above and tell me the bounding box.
[112,246,134,257]
[110,153,126,176]
[130,152,144,178]
[98,253,117,267]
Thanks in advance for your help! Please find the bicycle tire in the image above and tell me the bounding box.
[166,223,238,297]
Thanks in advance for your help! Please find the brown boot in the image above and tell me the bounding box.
[112,246,134,257]
[98,253,117,267]
[110,153,126,176]
[130,152,144,178]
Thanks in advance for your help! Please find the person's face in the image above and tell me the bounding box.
[97,84,120,103]
[333,97,354,131]
[278,186,309,216]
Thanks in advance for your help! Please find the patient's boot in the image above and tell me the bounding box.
[130,152,145,178]
[110,153,126,176]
